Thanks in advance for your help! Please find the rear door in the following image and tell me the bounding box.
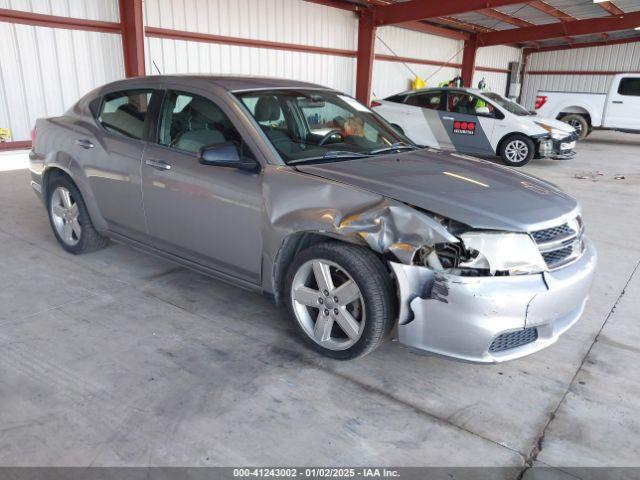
[604,76,640,130]
[400,90,451,148]
[441,91,498,156]
[141,88,263,283]
[73,88,159,242]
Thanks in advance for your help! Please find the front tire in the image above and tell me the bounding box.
[285,243,396,360]
[561,114,589,139]
[47,175,109,254]
[499,134,534,167]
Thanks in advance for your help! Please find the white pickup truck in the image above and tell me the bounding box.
[535,73,640,139]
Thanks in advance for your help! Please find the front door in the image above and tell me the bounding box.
[441,91,497,156]
[73,88,158,241]
[605,76,640,130]
[141,89,263,284]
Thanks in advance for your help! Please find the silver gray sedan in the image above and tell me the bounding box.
[29,75,597,362]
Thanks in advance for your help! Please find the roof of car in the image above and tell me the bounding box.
[391,86,484,97]
[100,74,331,92]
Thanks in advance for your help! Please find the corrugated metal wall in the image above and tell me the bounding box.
[521,42,640,109]
[373,26,462,97]
[372,31,521,98]
[0,0,123,141]
[1,0,521,141]
[0,0,119,21]
[474,45,521,95]
[144,0,358,94]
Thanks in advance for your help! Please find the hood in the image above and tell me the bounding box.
[295,149,578,232]
[526,116,575,135]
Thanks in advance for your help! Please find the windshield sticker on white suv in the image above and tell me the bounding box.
[453,121,476,135]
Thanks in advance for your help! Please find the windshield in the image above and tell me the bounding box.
[234,89,414,164]
[482,92,531,116]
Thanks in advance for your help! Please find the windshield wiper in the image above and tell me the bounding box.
[288,150,373,164]
[368,142,419,155]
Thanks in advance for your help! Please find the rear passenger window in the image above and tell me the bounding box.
[158,91,243,154]
[618,78,640,96]
[406,92,442,109]
[99,90,153,140]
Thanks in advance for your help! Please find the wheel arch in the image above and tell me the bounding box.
[42,158,108,232]
[496,131,534,156]
[270,231,373,306]
[556,106,594,127]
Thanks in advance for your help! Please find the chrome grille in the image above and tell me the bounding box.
[489,327,538,353]
[531,224,574,244]
[531,217,584,270]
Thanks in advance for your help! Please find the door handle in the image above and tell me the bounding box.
[145,159,172,171]
[442,116,455,121]
[75,139,94,149]
[612,101,624,104]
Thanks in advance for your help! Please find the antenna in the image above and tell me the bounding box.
[152,60,162,75]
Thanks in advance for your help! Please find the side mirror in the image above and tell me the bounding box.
[198,142,259,172]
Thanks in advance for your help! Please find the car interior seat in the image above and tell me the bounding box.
[174,97,226,153]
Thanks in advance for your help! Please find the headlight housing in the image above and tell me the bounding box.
[536,122,568,140]
[413,231,546,276]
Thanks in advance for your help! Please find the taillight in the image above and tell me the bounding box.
[370,100,382,108]
[535,95,547,110]
[30,126,36,145]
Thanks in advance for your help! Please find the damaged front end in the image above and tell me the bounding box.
[389,215,597,363]
[265,168,596,363]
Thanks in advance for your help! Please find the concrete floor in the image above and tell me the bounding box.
[0,131,639,473]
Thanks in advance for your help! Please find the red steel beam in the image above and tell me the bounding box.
[119,0,145,77]
[0,8,120,33]
[0,141,31,151]
[433,16,494,34]
[527,69,640,75]
[146,27,357,57]
[355,10,377,105]
[399,20,470,40]
[478,8,534,28]
[375,0,526,26]
[302,0,361,12]
[596,1,624,16]
[478,11,640,46]
[522,36,640,54]
[461,36,478,88]
[528,0,576,22]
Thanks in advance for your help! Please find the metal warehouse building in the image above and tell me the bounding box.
[2,0,638,145]
[1,0,640,474]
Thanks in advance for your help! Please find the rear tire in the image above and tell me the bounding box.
[561,114,589,139]
[285,242,396,360]
[47,175,109,254]
[499,134,534,167]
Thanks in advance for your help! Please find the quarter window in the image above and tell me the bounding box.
[99,90,153,140]
[618,78,640,96]
[158,91,243,154]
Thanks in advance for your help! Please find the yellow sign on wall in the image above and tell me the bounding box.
[0,128,12,143]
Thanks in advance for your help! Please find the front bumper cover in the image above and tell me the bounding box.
[390,236,597,363]
[538,134,577,160]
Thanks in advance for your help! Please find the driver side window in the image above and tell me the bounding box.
[158,91,243,154]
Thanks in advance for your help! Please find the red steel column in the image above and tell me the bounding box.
[355,9,377,106]
[461,36,478,88]
[119,0,145,77]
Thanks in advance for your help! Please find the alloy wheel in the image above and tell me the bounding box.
[50,186,81,246]
[291,259,365,351]
[505,139,529,163]
[567,118,583,135]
